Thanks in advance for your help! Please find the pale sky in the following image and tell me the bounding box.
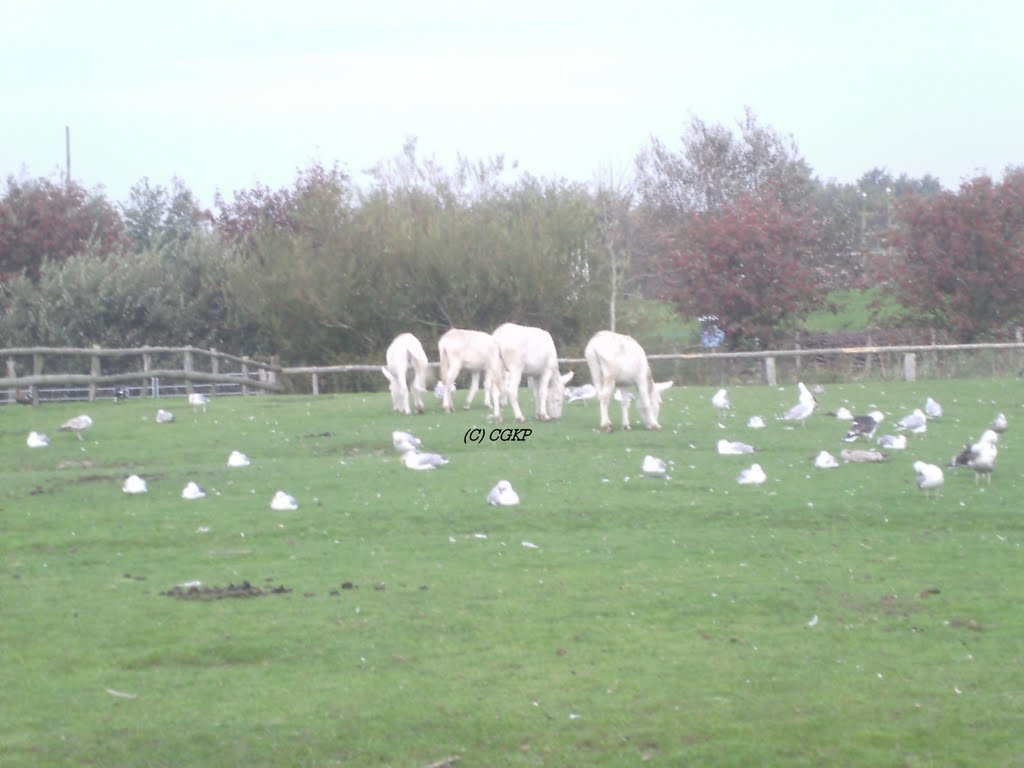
[2,0,1021,208]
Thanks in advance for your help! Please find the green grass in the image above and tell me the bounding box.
[2,381,1022,766]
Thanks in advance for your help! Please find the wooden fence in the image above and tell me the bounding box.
[5,340,1022,404]
[279,340,1024,394]
[2,346,281,405]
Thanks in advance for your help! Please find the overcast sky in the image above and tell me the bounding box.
[2,0,1021,208]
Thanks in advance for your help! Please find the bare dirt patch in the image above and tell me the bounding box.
[161,580,292,601]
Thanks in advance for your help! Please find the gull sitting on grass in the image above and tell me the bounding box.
[156,409,175,424]
[402,450,449,470]
[814,451,839,469]
[181,481,206,500]
[487,480,520,506]
[392,430,423,453]
[641,454,669,478]
[271,491,299,510]
[914,461,945,498]
[122,475,148,494]
[26,431,50,448]
[717,439,755,455]
[227,450,251,467]
[736,463,767,485]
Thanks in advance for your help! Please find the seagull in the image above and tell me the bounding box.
[814,450,839,469]
[227,450,251,467]
[951,439,998,484]
[877,434,908,450]
[181,481,206,500]
[781,382,816,425]
[156,409,175,424]
[60,414,93,440]
[392,430,422,453]
[26,431,50,448]
[896,408,928,434]
[188,393,209,411]
[990,413,1008,433]
[977,428,999,446]
[641,454,668,478]
[487,480,520,506]
[14,388,34,405]
[781,399,815,425]
[114,386,130,402]
[402,451,449,470]
[914,461,945,497]
[833,407,854,420]
[614,388,638,403]
[712,388,731,411]
[925,397,943,419]
[122,475,148,494]
[840,449,889,463]
[747,416,766,429]
[566,384,597,403]
[433,380,455,399]
[736,463,767,485]
[270,490,299,510]
[844,411,884,442]
[717,439,755,455]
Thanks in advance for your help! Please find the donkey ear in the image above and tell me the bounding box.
[654,380,673,394]
[560,371,575,385]
[381,366,394,381]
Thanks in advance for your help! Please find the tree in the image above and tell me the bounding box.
[883,170,1024,340]
[0,177,125,281]
[121,177,209,251]
[660,189,824,349]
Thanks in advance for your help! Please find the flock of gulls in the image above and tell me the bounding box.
[24,396,299,511]
[22,379,1010,510]
[694,383,1007,496]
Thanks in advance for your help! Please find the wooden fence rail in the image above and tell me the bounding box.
[2,346,281,404]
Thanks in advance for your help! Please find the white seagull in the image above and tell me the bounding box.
[844,411,884,441]
[747,416,766,429]
[925,397,943,419]
[736,463,767,485]
[156,409,175,424]
[566,384,597,403]
[122,475,148,494]
[814,450,839,469]
[896,408,928,434]
[487,480,521,506]
[641,454,669,478]
[877,434,908,450]
[781,382,816,425]
[188,393,209,411]
[227,450,251,467]
[977,428,999,446]
[60,414,93,440]
[181,481,206,500]
[26,431,50,448]
[833,406,854,420]
[614,388,638,403]
[712,388,731,411]
[914,461,945,497]
[990,413,1008,433]
[392,430,423,453]
[270,490,299,510]
[402,451,449,470]
[433,380,455,399]
[717,439,755,455]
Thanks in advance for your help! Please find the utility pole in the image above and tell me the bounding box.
[65,126,71,185]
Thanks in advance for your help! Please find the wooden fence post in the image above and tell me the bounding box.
[142,349,152,397]
[183,348,194,395]
[210,348,219,395]
[764,356,777,387]
[89,346,100,402]
[241,359,250,396]
[32,353,43,406]
[903,353,917,382]
[6,356,16,403]
[311,372,320,396]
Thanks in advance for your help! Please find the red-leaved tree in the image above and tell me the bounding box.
[660,190,824,349]
[0,177,125,281]
[884,170,1024,340]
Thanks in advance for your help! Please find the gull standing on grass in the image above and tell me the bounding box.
[641,455,669,478]
[844,411,885,442]
[60,414,93,440]
[156,409,175,424]
[712,388,731,412]
[925,397,943,419]
[566,384,597,404]
[781,382,816,426]
[392,430,422,453]
[914,461,945,497]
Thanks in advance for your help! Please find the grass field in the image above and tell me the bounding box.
[2,378,1022,767]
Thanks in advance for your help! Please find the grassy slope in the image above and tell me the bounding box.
[1,381,1022,766]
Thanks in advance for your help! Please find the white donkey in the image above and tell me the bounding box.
[584,330,673,432]
[492,322,573,423]
[381,333,430,415]
[437,328,503,421]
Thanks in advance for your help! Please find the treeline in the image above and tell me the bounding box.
[2,112,1023,366]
